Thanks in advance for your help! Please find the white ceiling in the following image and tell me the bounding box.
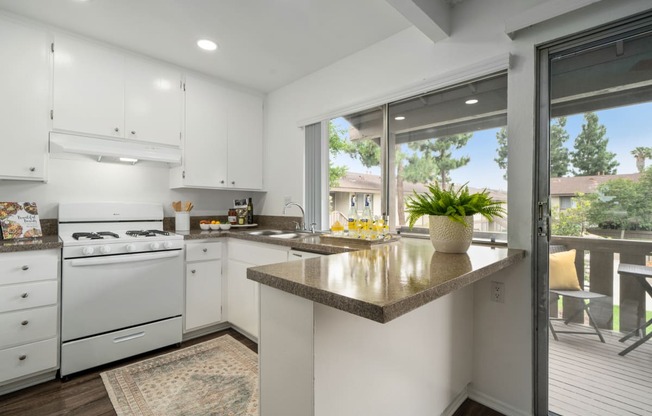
[0,0,423,93]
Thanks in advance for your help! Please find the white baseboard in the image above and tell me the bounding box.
[441,385,469,416]
[468,388,530,416]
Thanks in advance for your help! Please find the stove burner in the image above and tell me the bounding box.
[71,231,120,240]
[126,230,170,237]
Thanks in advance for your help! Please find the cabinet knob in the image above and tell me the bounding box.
[220,180,225,184]
[114,127,120,132]
[18,354,27,361]
[29,167,36,172]
[202,248,208,253]
[191,269,196,274]
[21,265,29,271]
[231,181,235,185]
[20,293,28,299]
[131,131,136,135]
[21,320,29,326]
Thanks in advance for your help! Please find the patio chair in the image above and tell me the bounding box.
[548,245,606,343]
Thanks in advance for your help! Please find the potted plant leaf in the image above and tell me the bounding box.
[405,182,506,253]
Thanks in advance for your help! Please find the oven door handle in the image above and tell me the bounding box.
[69,250,181,267]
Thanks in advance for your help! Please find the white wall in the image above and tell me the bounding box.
[0,156,264,218]
[263,0,652,414]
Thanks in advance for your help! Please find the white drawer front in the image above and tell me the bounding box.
[0,281,58,313]
[186,242,222,262]
[0,305,58,349]
[61,316,182,376]
[0,338,58,384]
[0,251,58,285]
[229,240,288,265]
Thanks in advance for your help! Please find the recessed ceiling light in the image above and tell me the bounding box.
[465,99,479,105]
[197,39,218,51]
[119,157,138,164]
[394,116,406,121]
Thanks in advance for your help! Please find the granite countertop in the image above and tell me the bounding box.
[0,235,62,253]
[177,228,357,255]
[247,239,525,323]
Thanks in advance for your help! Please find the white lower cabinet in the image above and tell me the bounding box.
[0,250,59,392]
[226,240,288,340]
[184,241,223,333]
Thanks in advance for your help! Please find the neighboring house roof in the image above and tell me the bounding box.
[550,173,641,197]
[331,172,507,201]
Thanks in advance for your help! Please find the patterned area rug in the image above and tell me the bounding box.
[101,335,258,416]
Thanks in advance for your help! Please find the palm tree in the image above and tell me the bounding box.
[631,147,652,173]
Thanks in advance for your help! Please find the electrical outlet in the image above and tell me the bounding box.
[491,281,505,303]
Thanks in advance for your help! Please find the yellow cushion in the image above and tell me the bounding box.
[549,249,581,291]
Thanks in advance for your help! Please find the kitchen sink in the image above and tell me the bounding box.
[269,232,308,239]
[247,229,286,236]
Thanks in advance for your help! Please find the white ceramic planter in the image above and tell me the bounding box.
[428,215,473,253]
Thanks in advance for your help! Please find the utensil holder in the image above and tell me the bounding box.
[175,212,190,231]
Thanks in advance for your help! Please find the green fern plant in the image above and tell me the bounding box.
[405,182,506,228]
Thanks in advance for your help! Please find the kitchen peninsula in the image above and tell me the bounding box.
[248,239,524,416]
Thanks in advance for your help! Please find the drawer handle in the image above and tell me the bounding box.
[113,331,145,343]
[18,354,27,361]
[191,269,196,274]
[21,265,29,271]
[21,320,29,326]
[20,293,29,299]
[203,248,208,253]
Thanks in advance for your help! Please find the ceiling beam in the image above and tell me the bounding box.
[385,0,450,43]
[505,0,603,39]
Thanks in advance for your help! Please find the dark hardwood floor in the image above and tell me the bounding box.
[0,329,500,415]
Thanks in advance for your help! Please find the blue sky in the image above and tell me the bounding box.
[331,101,652,191]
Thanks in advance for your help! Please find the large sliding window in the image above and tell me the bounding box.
[323,72,508,238]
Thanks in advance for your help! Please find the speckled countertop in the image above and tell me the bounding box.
[248,239,525,323]
[176,229,357,255]
[0,235,62,253]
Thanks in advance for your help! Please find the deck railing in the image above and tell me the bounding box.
[550,236,652,333]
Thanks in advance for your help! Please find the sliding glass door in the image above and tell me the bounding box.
[537,14,652,416]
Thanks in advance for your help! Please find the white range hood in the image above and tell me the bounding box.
[49,132,182,164]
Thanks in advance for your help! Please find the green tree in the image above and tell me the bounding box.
[408,133,472,189]
[586,178,645,230]
[551,193,592,236]
[328,122,349,187]
[570,112,618,176]
[550,117,571,178]
[494,127,508,180]
[631,146,652,173]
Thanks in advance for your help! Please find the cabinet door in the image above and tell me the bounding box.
[185,260,222,332]
[53,34,124,138]
[183,75,228,187]
[0,18,49,180]
[125,57,182,146]
[227,90,263,189]
[227,259,258,338]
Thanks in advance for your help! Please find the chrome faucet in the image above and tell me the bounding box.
[283,202,305,231]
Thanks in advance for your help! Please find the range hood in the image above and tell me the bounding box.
[49,132,182,164]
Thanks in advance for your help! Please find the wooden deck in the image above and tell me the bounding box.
[549,322,652,416]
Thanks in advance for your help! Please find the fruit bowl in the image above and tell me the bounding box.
[200,223,210,230]
[210,224,221,230]
[219,224,231,230]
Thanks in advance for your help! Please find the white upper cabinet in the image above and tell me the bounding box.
[171,77,263,190]
[227,90,263,190]
[0,18,50,181]
[125,56,182,146]
[53,34,125,139]
[53,34,182,146]
[173,75,228,188]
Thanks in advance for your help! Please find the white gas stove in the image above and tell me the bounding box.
[58,202,184,377]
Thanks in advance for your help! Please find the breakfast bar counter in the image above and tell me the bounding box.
[247,239,525,416]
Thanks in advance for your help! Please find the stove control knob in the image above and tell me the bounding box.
[82,247,94,256]
[125,244,136,253]
[100,245,111,254]
[163,241,172,249]
[150,242,160,250]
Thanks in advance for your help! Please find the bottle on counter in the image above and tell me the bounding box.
[360,194,372,239]
[228,209,238,225]
[246,198,254,224]
[347,195,359,238]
